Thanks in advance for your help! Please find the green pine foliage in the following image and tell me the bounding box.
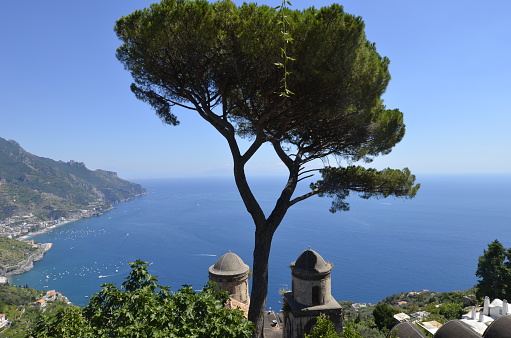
[475,239,511,300]
[115,1,419,332]
[372,303,399,331]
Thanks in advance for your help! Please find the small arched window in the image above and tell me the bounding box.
[312,286,320,305]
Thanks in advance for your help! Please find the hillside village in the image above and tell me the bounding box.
[0,280,70,338]
[385,296,511,337]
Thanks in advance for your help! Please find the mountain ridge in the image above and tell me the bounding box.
[0,136,146,224]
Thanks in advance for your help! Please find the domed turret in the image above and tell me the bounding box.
[209,252,249,276]
[293,248,331,275]
[291,248,332,306]
[283,248,342,338]
[209,251,250,304]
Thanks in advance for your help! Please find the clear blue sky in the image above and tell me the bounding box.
[1,0,510,178]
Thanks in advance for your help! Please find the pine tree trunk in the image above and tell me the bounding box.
[248,226,274,338]
[230,148,297,337]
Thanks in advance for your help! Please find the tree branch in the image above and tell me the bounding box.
[164,98,197,111]
[297,173,315,183]
[231,150,267,228]
[289,189,319,207]
[298,168,321,177]
[242,131,265,164]
[271,140,294,169]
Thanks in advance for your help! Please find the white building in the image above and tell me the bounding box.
[460,296,511,335]
[0,314,7,328]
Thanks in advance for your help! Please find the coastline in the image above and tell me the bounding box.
[1,243,53,277]
[4,208,115,278]
[17,203,118,242]
[4,194,146,279]
[17,218,81,242]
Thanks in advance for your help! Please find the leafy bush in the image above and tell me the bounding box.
[30,260,254,338]
[373,303,399,331]
[305,313,340,338]
[438,302,464,320]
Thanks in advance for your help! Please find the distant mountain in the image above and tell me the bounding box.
[0,137,146,223]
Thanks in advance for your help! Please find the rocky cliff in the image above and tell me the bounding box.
[0,243,53,276]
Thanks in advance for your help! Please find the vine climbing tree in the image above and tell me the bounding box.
[275,0,294,97]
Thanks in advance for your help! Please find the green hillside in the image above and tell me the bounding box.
[0,137,146,223]
[0,237,37,267]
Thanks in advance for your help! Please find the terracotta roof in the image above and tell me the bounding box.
[226,297,249,318]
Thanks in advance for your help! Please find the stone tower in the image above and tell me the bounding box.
[209,251,250,304]
[282,248,342,338]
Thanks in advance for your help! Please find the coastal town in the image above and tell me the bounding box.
[0,207,108,279]
[0,205,108,240]
[1,216,73,240]
[0,215,76,337]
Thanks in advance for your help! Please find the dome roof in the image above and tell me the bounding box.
[484,315,511,338]
[387,322,426,338]
[209,252,249,276]
[434,320,479,338]
[293,248,331,274]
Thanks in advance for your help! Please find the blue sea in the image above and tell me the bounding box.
[10,174,511,310]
